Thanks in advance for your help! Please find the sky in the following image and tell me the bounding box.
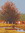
[0,0,25,14]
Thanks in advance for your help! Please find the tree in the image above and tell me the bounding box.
[1,1,20,24]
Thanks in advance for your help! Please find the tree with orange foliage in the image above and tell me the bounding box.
[1,1,20,24]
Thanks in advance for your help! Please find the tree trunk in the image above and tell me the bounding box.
[13,21,15,24]
[9,21,12,24]
[6,21,8,24]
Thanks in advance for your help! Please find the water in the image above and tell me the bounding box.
[17,29,25,32]
[14,27,25,32]
[16,28,25,32]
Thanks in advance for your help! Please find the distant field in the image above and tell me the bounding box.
[20,14,25,21]
[0,14,25,21]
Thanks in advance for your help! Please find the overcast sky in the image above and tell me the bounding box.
[0,0,25,14]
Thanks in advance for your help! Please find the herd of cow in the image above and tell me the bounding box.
[0,20,25,25]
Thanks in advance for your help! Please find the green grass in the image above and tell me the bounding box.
[20,14,25,21]
[0,14,25,21]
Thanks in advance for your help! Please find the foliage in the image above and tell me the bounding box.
[1,1,20,23]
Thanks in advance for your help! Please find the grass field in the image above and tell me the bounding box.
[0,27,25,33]
[20,14,25,21]
[15,24,25,30]
[0,14,25,33]
[0,29,25,33]
[0,23,25,33]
